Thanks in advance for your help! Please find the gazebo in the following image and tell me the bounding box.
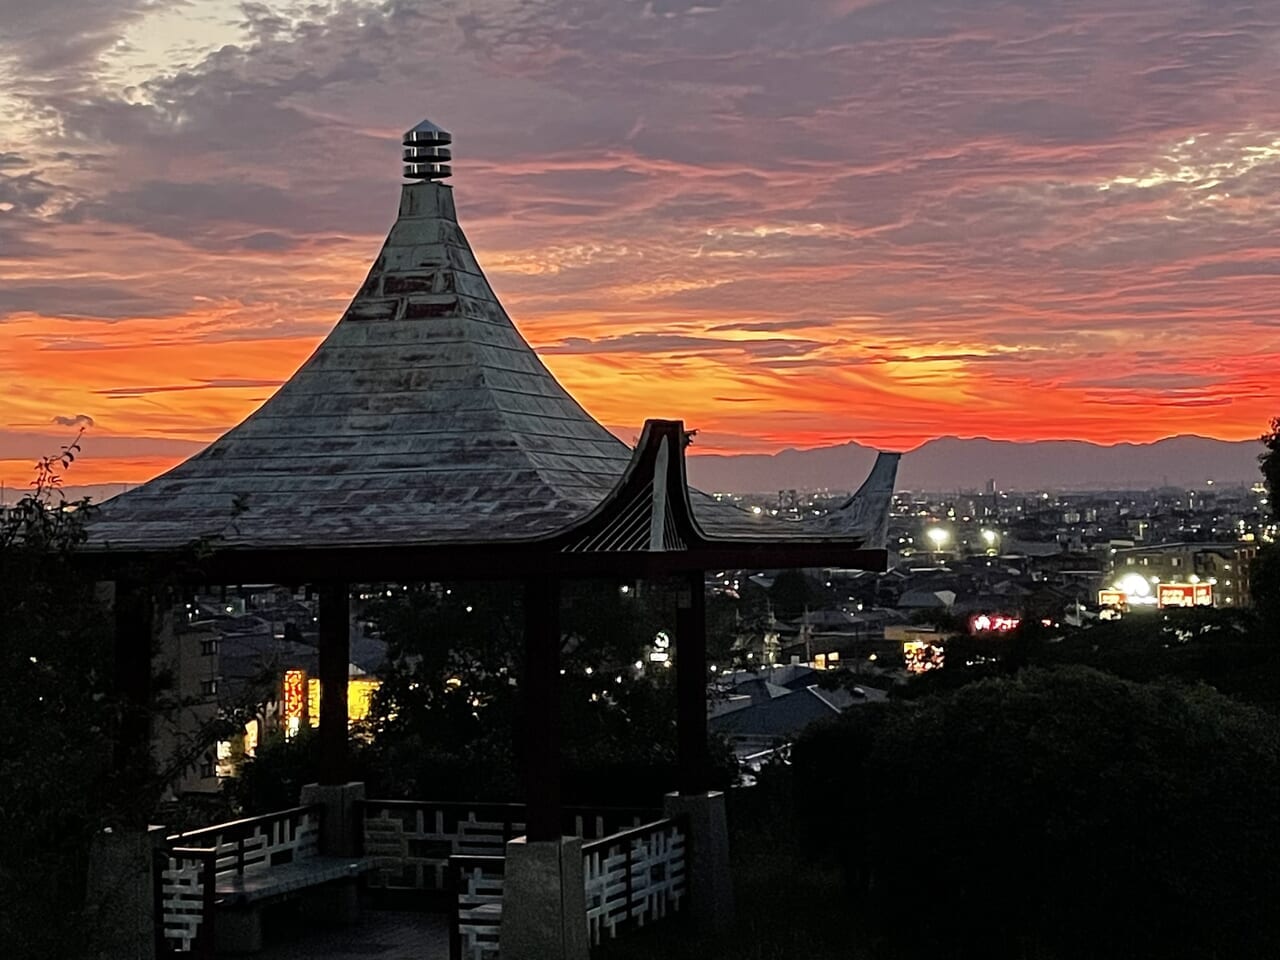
[85,119,898,959]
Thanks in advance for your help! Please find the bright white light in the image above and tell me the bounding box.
[926,527,949,548]
[1118,573,1151,598]
[981,529,997,546]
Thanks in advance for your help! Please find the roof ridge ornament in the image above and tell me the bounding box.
[403,118,452,181]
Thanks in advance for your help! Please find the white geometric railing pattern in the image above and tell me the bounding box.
[582,819,687,946]
[160,847,215,954]
[362,800,655,893]
[444,816,687,960]
[449,856,505,960]
[159,805,322,953]
[363,801,525,893]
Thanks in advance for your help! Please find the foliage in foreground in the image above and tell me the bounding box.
[0,442,117,958]
[792,666,1280,959]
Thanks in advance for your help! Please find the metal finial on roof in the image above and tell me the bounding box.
[403,118,452,180]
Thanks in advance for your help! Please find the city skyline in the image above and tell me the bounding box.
[4,0,1280,487]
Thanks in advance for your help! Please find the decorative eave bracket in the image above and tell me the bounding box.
[554,419,900,556]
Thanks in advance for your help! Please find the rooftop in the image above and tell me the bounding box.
[88,120,897,562]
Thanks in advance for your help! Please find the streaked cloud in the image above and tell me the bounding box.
[1,0,1279,484]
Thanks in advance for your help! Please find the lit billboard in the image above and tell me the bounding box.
[904,639,945,674]
[1097,590,1126,608]
[970,614,1020,634]
[1156,583,1213,608]
[283,669,306,721]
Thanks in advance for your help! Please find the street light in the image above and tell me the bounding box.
[926,527,949,551]
[981,529,997,547]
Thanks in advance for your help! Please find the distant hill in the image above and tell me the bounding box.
[686,435,1265,494]
[5,435,1260,506]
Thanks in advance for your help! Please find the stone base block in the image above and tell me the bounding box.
[300,781,365,856]
[85,825,167,960]
[497,837,589,960]
[664,790,734,933]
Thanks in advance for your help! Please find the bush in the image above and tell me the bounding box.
[793,667,1280,959]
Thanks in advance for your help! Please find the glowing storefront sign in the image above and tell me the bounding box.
[1157,583,1214,608]
[970,614,1021,633]
[904,639,945,673]
[283,670,305,719]
[305,676,383,728]
[283,669,306,739]
[348,678,380,722]
[307,678,321,728]
[1097,589,1126,607]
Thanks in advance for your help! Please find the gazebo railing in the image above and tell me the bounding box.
[446,815,688,960]
[582,817,687,946]
[448,855,505,960]
[156,805,322,955]
[361,799,657,894]
[159,845,218,957]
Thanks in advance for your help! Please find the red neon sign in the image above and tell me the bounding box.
[283,669,306,721]
[970,614,1021,633]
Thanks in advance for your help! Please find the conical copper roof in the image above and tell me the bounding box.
[90,181,635,550]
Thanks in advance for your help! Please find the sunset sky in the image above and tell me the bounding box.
[3,0,1280,489]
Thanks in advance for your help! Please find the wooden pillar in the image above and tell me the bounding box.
[113,579,154,780]
[317,582,350,786]
[675,569,708,795]
[522,576,562,841]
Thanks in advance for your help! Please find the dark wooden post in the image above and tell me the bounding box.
[675,569,708,795]
[317,582,350,785]
[113,579,154,782]
[523,575,562,841]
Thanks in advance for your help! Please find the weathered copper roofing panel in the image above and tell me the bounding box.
[87,173,898,560]
[88,181,635,551]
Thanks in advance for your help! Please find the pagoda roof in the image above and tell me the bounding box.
[87,141,898,572]
[90,182,637,551]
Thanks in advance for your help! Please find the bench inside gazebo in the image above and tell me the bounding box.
[82,119,898,960]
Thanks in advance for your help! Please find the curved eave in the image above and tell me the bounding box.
[75,419,894,584]
[551,419,895,565]
[74,538,888,585]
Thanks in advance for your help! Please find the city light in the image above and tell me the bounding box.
[971,614,1021,633]
[926,527,949,549]
[1118,573,1151,598]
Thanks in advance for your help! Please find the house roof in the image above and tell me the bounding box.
[708,684,843,740]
